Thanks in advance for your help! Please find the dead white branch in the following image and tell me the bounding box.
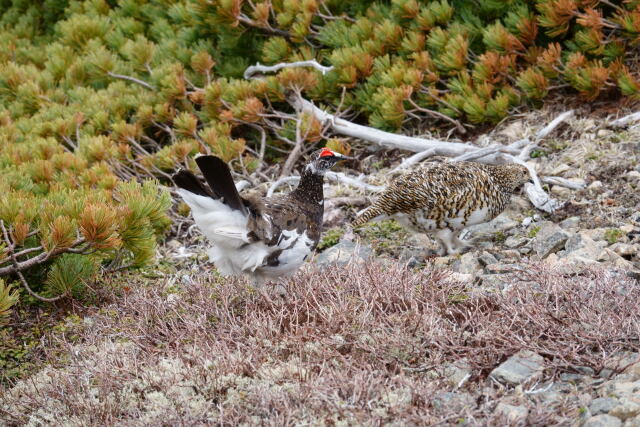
[292,96,476,155]
[609,111,640,128]
[267,172,384,197]
[392,149,437,173]
[243,60,334,80]
[541,176,585,190]
[535,110,574,141]
[502,154,562,213]
[326,171,384,192]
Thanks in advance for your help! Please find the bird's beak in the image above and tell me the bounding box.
[334,153,354,161]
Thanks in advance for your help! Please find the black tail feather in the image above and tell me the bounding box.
[195,155,246,213]
[172,170,215,198]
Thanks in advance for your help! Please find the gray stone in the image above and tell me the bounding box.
[625,170,640,181]
[532,222,570,258]
[442,360,472,388]
[466,212,519,236]
[452,252,481,275]
[537,391,565,407]
[478,274,509,290]
[485,263,519,274]
[315,241,372,266]
[478,251,499,266]
[610,243,638,258]
[610,398,640,421]
[565,232,604,256]
[583,414,623,427]
[431,391,475,413]
[603,381,640,397]
[560,216,582,230]
[560,372,585,383]
[504,236,527,248]
[519,246,532,255]
[624,417,640,427]
[591,398,620,416]
[490,350,544,385]
[494,402,528,423]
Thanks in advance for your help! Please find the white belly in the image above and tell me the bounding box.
[446,207,491,229]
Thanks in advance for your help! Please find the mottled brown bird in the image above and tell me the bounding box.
[173,148,348,286]
[352,161,530,255]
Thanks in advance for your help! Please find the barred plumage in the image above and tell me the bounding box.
[353,161,530,254]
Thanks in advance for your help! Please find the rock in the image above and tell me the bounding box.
[551,185,571,197]
[598,249,636,269]
[560,216,582,230]
[485,263,519,274]
[622,356,640,379]
[591,398,620,416]
[624,416,640,427]
[478,251,499,266]
[431,392,475,413]
[494,402,528,423]
[478,274,509,290]
[315,241,372,266]
[502,249,521,259]
[609,396,640,421]
[621,224,637,234]
[609,398,640,420]
[549,163,571,176]
[449,272,474,283]
[442,360,472,388]
[490,350,544,385]
[625,170,640,181]
[537,391,565,407]
[565,232,605,256]
[610,243,638,258]
[532,222,570,258]
[602,380,640,396]
[466,212,519,236]
[452,252,481,274]
[582,228,609,243]
[598,129,613,138]
[589,180,604,190]
[583,414,623,427]
[504,236,527,248]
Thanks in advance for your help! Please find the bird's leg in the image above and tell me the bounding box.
[435,228,459,255]
[452,231,473,253]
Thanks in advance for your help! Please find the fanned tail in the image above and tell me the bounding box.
[172,169,214,198]
[195,155,246,214]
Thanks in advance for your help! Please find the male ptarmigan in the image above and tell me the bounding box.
[352,161,530,255]
[173,148,347,286]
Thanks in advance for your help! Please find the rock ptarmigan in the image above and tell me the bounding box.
[173,148,348,286]
[352,161,530,255]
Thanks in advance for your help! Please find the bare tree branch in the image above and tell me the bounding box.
[609,111,640,128]
[244,60,334,80]
[107,72,155,90]
[0,220,69,302]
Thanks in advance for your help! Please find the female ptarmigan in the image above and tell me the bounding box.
[173,148,347,286]
[352,161,530,255]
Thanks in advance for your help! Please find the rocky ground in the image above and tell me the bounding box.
[1,109,639,425]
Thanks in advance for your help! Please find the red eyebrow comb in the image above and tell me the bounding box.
[319,148,335,157]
